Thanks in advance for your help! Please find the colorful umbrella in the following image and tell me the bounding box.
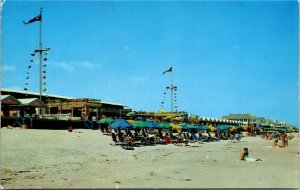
[97,117,114,124]
[132,121,148,128]
[170,123,182,130]
[158,123,172,129]
[179,124,190,131]
[197,125,209,130]
[127,120,135,123]
[109,119,133,129]
[187,124,198,129]
[208,125,217,132]
[146,121,161,129]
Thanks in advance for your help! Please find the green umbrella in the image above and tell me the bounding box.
[97,118,115,124]
[158,123,172,129]
[132,121,148,128]
[187,124,198,129]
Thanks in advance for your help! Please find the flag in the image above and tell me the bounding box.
[23,14,42,25]
[43,76,46,79]
[43,82,47,85]
[28,65,32,68]
[163,67,172,75]
[43,58,47,61]
[43,70,46,73]
[26,76,29,79]
[43,88,47,92]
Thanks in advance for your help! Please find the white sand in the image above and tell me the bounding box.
[0,128,299,188]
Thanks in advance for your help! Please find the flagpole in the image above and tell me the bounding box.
[39,8,43,101]
[170,69,174,113]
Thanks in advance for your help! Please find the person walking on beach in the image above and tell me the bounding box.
[281,132,287,147]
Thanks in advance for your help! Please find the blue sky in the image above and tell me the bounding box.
[2,1,299,126]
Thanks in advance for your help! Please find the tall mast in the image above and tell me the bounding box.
[39,8,42,100]
[170,71,174,113]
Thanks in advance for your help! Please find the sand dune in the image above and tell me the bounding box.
[0,128,298,188]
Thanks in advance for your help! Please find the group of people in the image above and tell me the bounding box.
[271,131,288,148]
[108,127,244,146]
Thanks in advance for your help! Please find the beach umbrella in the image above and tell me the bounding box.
[159,123,172,129]
[208,125,217,132]
[234,125,242,130]
[229,126,237,131]
[197,125,209,130]
[127,119,135,123]
[108,119,133,130]
[97,117,114,124]
[216,125,230,131]
[132,121,148,128]
[145,121,161,129]
[187,124,198,129]
[170,123,182,130]
[179,124,190,131]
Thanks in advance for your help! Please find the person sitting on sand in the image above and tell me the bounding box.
[163,133,171,143]
[240,148,263,161]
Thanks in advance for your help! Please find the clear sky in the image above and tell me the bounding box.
[2,1,299,126]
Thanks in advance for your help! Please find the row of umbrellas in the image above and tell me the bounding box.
[97,118,243,131]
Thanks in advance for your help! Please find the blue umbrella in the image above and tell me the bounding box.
[108,119,133,130]
[179,124,190,131]
[145,121,161,129]
[197,125,209,130]
[215,125,230,131]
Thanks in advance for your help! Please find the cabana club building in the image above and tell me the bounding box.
[1,88,126,129]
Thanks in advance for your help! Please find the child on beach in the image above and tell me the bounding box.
[240,148,263,161]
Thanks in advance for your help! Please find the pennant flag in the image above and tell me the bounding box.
[43,82,47,85]
[23,14,42,25]
[24,88,28,91]
[43,70,46,73]
[44,52,48,55]
[31,53,35,56]
[25,82,29,85]
[30,60,33,62]
[43,76,46,79]
[28,65,32,69]
[43,64,47,67]
[43,58,47,61]
[26,76,29,79]
[43,88,47,92]
[163,67,172,75]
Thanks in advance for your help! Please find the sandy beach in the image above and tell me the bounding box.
[0,128,299,188]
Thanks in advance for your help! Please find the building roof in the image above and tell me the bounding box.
[18,98,47,107]
[1,95,21,105]
[222,113,256,120]
[1,88,74,100]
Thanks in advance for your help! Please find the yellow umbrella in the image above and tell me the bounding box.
[208,125,217,132]
[170,123,182,130]
[229,126,237,131]
[127,120,135,123]
[242,125,248,130]
[174,117,183,121]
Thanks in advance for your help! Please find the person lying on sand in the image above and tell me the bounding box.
[272,140,284,148]
[240,148,263,161]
